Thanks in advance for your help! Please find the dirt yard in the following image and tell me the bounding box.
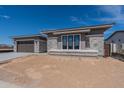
[0,55,124,88]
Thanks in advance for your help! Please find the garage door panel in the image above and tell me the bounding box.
[17,41,34,52]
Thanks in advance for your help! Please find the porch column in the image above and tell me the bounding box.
[14,40,17,52]
[34,40,40,53]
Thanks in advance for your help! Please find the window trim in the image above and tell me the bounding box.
[74,34,81,50]
[68,34,74,49]
[62,35,68,49]
[61,34,81,50]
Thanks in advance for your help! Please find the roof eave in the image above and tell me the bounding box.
[12,34,45,39]
[53,29,90,35]
[42,24,114,34]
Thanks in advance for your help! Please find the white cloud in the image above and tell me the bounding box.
[98,6,124,24]
[100,6,122,17]
[70,6,124,25]
[70,16,80,22]
[70,16,88,25]
[0,15,10,19]
[97,17,124,22]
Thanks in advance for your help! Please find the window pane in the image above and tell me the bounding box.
[68,35,73,49]
[74,35,80,49]
[62,36,67,49]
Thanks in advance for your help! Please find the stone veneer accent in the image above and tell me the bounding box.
[47,37,58,51]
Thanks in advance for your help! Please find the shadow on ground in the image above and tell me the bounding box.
[112,53,124,62]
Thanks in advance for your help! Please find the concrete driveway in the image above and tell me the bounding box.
[0,52,33,63]
[0,81,19,88]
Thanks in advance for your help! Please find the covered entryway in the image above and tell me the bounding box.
[17,41,34,52]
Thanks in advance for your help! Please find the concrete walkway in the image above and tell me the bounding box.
[0,52,33,63]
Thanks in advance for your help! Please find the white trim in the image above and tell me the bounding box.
[73,34,81,50]
[61,35,68,50]
[86,34,103,37]
[61,34,81,50]
[39,39,47,42]
[12,34,42,39]
[15,39,35,41]
[49,49,98,52]
[48,37,57,39]
[14,40,17,52]
[53,29,90,35]
[34,40,40,53]
[68,35,73,50]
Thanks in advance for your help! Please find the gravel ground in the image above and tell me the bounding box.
[0,55,124,88]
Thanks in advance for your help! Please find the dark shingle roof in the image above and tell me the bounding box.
[42,23,115,34]
[12,34,47,39]
[105,23,124,40]
[105,30,124,41]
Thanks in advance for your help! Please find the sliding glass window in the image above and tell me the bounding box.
[68,35,73,49]
[62,36,67,49]
[74,35,80,49]
[62,34,80,50]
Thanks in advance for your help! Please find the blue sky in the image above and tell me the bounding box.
[0,5,124,45]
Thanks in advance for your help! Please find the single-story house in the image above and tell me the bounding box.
[105,31,124,55]
[0,44,13,52]
[42,23,114,56]
[12,34,47,53]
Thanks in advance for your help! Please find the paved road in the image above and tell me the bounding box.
[0,52,33,63]
[0,80,19,88]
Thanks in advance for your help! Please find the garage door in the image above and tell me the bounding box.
[17,41,34,52]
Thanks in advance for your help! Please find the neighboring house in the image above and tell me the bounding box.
[105,31,124,55]
[42,23,114,56]
[12,34,47,53]
[0,44,13,52]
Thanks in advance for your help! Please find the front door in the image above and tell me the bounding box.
[104,44,110,57]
